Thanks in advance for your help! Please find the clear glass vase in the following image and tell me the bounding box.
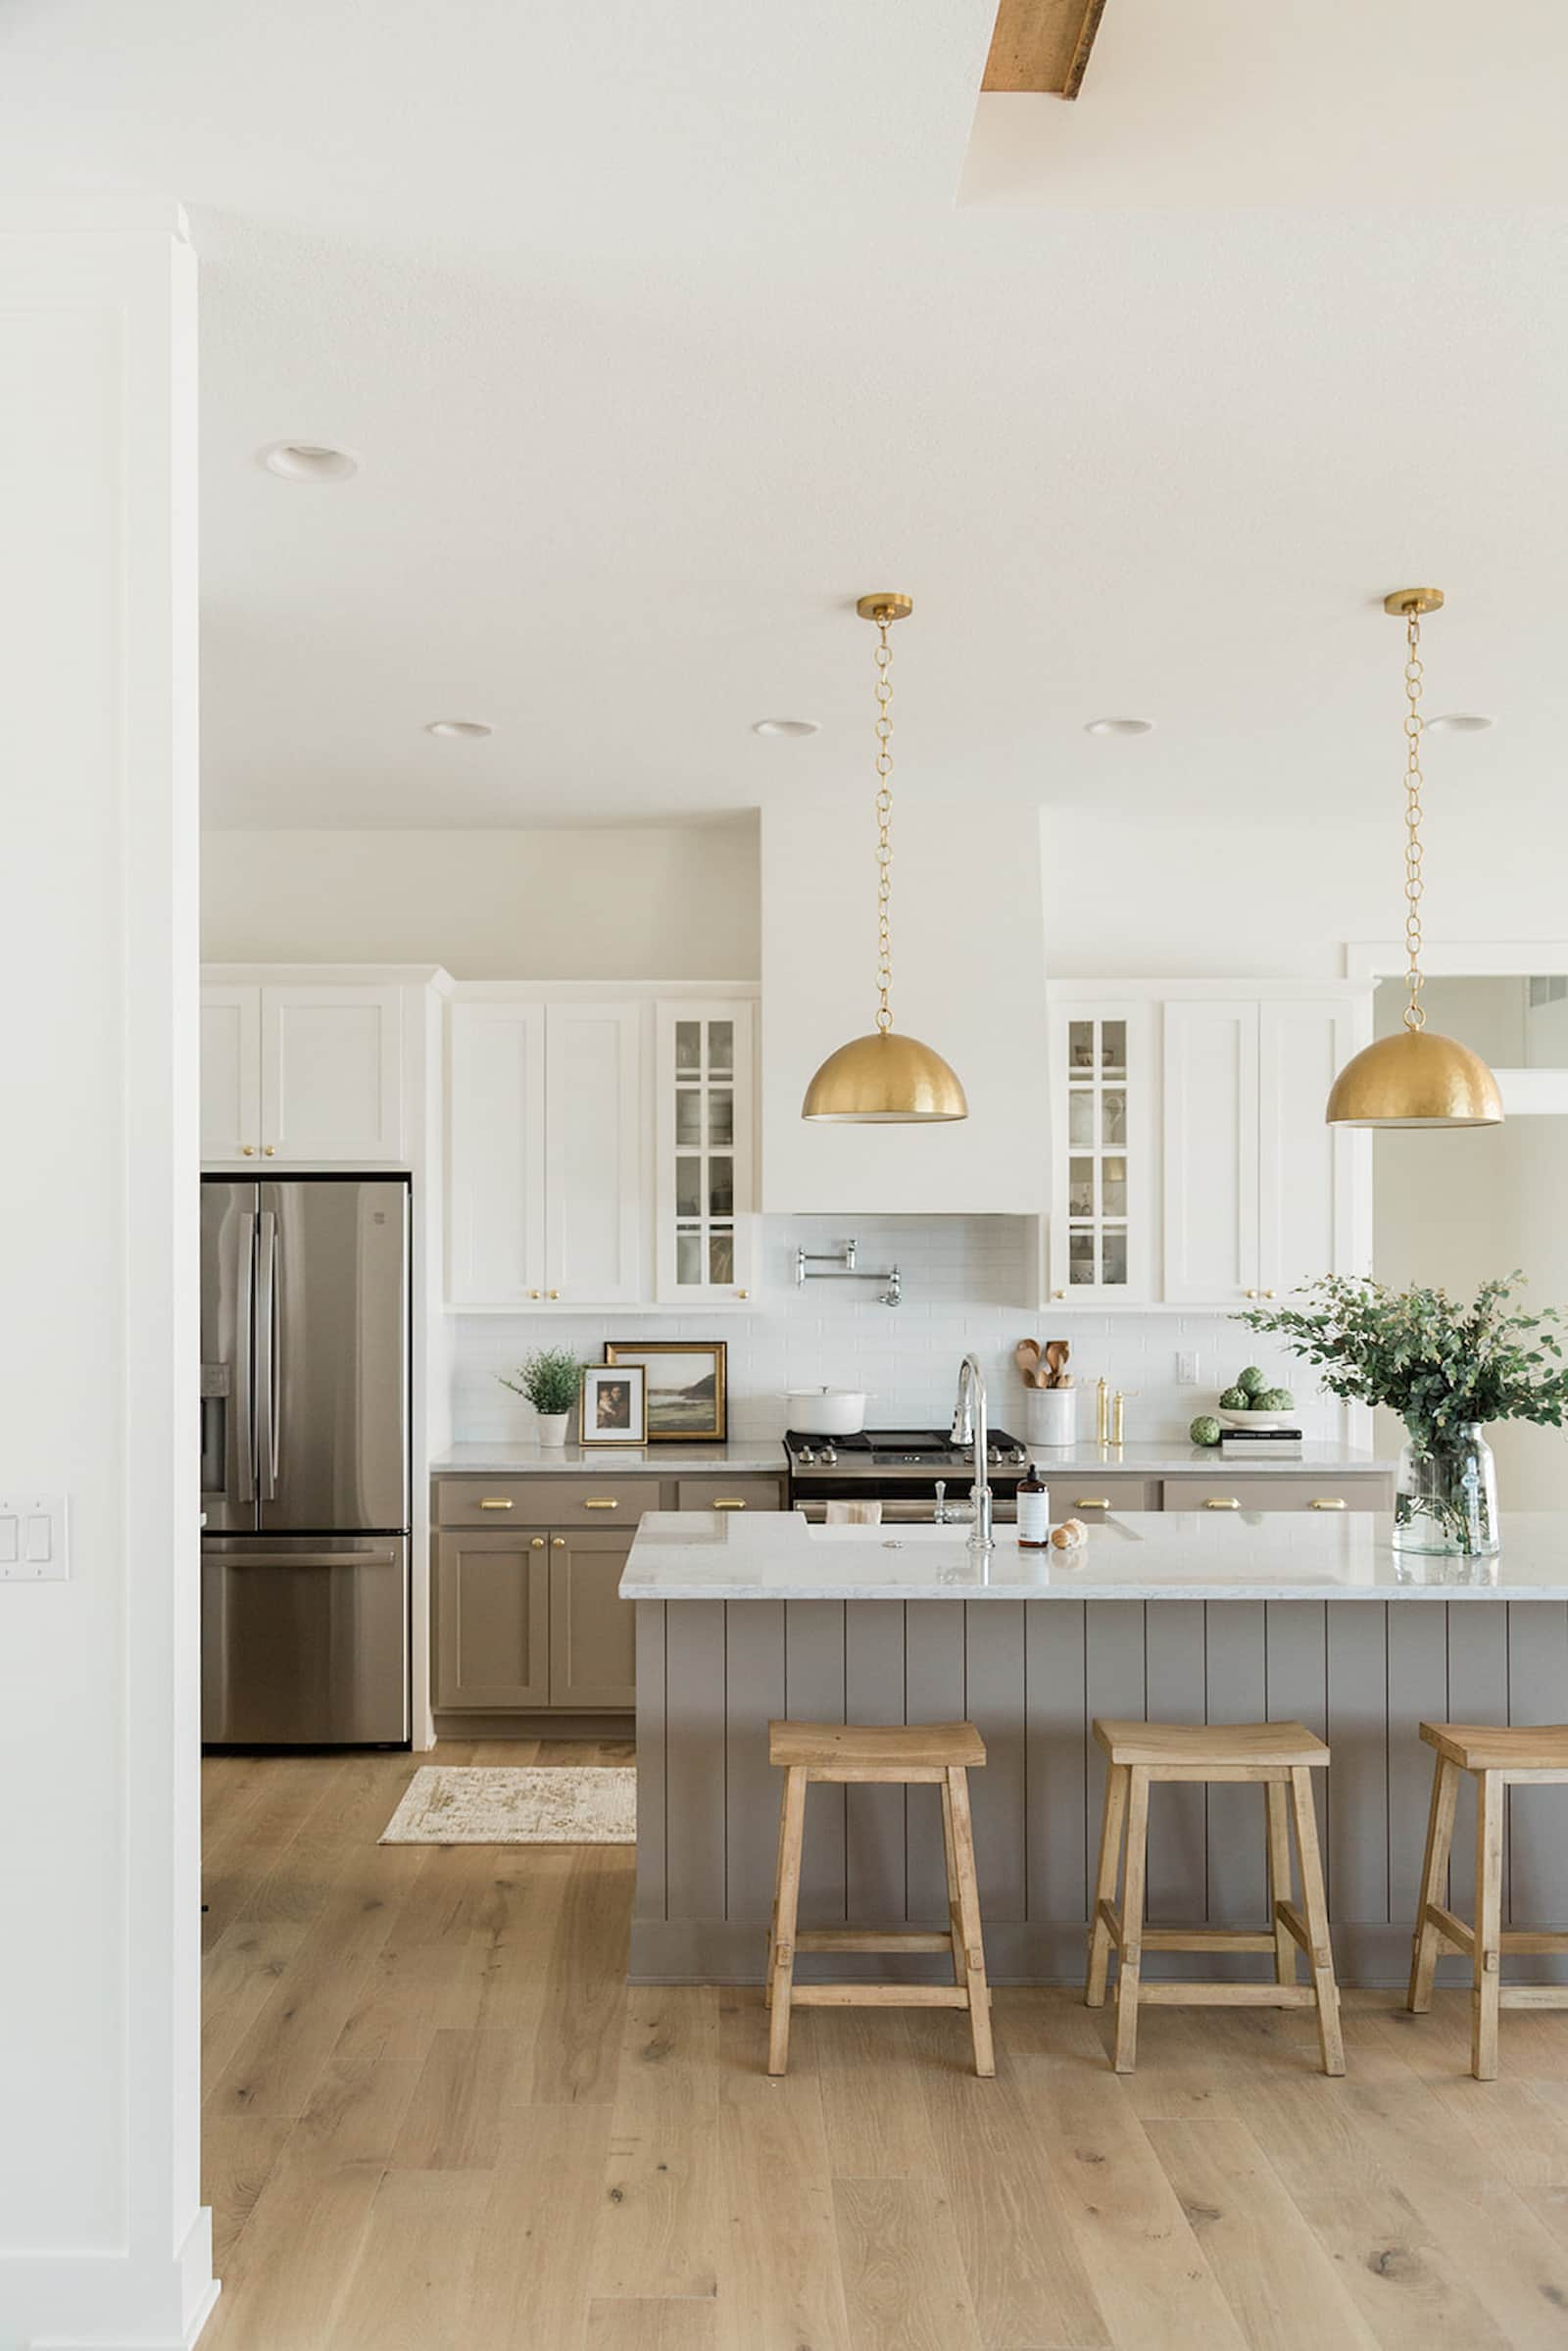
[1393,1423,1498,1556]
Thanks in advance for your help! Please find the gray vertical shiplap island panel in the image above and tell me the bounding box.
[1025,1599,1087,1928]
[1205,1603,1268,1936]
[663,1598,727,1922]
[906,1601,966,1925]
[1084,1601,1146,1885]
[785,1600,848,1926]
[1506,1602,1568,1961]
[633,1601,666,1923]
[845,1600,907,1928]
[1325,1601,1390,1930]
[1385,1602,1449,1929]
[724,1598,786,1924]
[964,1602,1027,1920]
[1446,1602,1510,1925]
[1143,1600,1205,1926]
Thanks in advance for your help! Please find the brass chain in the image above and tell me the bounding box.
[1401,610,1427,1032]
[873,613,894,1032]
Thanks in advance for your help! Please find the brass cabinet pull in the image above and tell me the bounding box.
[552,1535,565,1548]
[1204,1496,1241,1510]
[712,1497,747,1510]
[479,1496,514,1510]
[1075,1496,1111,1509]
[1309,1496,1347,1510]
[584,1496,619,1510]
[530,1536,546,1548]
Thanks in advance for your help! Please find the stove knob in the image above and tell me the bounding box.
[820,1445,837,1466]
[987,1445,1002,1465]
[1010,1445,1027,1465]
[799,1445,815,1466]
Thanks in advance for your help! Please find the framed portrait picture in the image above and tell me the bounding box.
[603,1340,727,1443]
[579,1362,648,1446]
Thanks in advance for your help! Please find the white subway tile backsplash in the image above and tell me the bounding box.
[448,1215,1337,1445]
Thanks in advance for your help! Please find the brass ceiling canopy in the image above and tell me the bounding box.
[801,594,968,1125]
[1325,588,1503,1130]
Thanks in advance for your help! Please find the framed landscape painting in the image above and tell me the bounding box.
[603,1340,727,1442]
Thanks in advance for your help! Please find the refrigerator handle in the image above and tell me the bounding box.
[235,1210,257,1503]
[256,1210,279,1500]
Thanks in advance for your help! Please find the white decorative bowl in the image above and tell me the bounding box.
[1217,1407,1297,1430]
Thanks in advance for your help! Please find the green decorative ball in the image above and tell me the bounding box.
[1257,1388,1295,1413]
[1237,1365,1268,1396]
[1218,1386,1249,1411]
[1189,1414,1222,1447]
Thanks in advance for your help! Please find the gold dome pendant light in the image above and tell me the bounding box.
[801,594,968,1123]
[1325,589,1503,1129]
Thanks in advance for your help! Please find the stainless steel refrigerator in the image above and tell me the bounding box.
[200,1174,411,1744]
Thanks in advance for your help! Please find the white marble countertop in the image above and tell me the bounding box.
[431,1441,787,1475]
[619,1509,1566,1601]
[1023,1442,1395,1477]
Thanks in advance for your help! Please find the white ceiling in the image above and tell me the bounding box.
[3,0,1566,829]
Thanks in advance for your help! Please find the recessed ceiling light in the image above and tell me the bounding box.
[260,442,359,483]
[1084,716,1153,737]
[1423,712,1494,734]
[425,718,493,740]
[752,717,820,738]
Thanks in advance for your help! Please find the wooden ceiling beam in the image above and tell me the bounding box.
[982,0,1108,97]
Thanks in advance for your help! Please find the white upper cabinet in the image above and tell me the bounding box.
[655,1001,756,1302]
[543,1002,644,1306]
[447,1000,548,1306]
[1162,1001,1260,1305]
[200,979,404,1163]
[1048,983,1370,1309]
[200,986,262,1161]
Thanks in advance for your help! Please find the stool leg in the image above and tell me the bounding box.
[1288,1766,1345,2078]
[940,1772,967,1994]
[1265,1780,1297,1987]
[1086,1763,1129,2008]
[1473,1769,1504,2082]
[766,1766,808,2077]
[1407,1754,1459,2013]
[946,1766,995,2079]
[1111,1767,1150,2074]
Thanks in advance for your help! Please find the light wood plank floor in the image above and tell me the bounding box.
[201,1744,1568,2351]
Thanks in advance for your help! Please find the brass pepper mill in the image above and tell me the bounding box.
[1096,1377,1110,1445]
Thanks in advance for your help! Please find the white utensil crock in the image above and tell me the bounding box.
[1026,1388,1077,1447]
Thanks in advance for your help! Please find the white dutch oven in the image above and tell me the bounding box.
[786,1387,868,1436]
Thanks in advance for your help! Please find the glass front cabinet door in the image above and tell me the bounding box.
[655,1001,757,1302]
[1047,998,1152,1303]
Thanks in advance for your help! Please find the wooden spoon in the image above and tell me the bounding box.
[1014,1340,1042,1379]
[1044,1340,1070,1388]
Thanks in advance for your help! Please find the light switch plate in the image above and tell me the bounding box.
[0,1494,70,1580]
[1176,1351,1200,1388]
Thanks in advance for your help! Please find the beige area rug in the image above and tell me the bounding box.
[378,1765,636,1845]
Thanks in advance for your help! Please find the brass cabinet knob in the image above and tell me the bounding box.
[240,1145,257,1156]
[551,1535,565,1548]
[1263,1288,1276,1298]
[1244,1287,1259,1299]
[263,1145,276,1156]
[1309,1496,1347,1510]
[479,1496,514,1510]
[1203,1496,1241,1510]
[737,1288,749,1299]
[547,1288,561,1299]
[530,1536,546,1548]
[1053,1289,1065,1299]
[527,1289,541,1299]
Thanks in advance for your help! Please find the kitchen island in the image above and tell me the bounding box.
[623,1509,1568,1988]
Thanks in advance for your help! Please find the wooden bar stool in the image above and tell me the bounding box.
[1086,1719,1344,2077]
[764,1719,994,2079]
[1407,1721,1568,2080]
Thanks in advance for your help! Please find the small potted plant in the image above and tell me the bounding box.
[1240,1273,1568,1557]
[499,1348,584,1447]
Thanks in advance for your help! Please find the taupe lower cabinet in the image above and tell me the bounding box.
[435,1529,555,1708]
[550,1530,638,1708]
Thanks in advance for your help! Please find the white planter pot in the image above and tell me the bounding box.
[536,1411,571,1447]
[1025,1388,1078,1448]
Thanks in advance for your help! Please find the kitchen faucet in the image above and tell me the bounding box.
[950,1353,994,1553]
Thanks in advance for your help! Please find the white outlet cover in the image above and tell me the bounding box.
[0,1494,70,1580]
[1177,1351,1200,1387]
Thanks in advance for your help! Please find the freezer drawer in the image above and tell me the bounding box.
[202,1535,410,1745]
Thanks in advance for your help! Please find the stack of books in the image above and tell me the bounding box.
[1219,1424,1303,1461]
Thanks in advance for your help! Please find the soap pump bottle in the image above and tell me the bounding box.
[1016,1456,1052,1550]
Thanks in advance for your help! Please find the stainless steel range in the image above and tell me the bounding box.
[784,1425,1030,1524]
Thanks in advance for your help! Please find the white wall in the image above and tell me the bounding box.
[451,1217,1324,1450]
[0,211,209,2344]
[201,822,760,979]
[759,798,1051,1213]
